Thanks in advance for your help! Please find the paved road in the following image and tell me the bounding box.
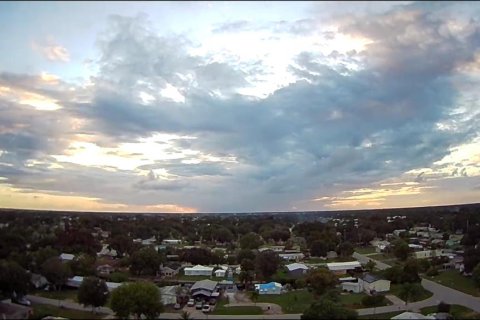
[353,252,391,270]
[421,278,480,312]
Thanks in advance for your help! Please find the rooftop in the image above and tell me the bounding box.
[191,279,218,292]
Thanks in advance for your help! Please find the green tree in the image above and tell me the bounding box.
[41,257,72,291]
[402,258,421,283]
[33,247,59,272]
[110,282,164,319]
[337,242,354,257]
[237,249,256,264]
[398,283,424,305]
[306,269,338,296]
[130,247,163,276]
[392,239,410,261]
[365,260,376,272]
[309,240,328,257]
[109,235,133,258]
[71,254,96,276]
[255,250,281,279]
[383,265,403,284]
[240,232,263,250]
[250,291,259,306]
[472,263,480,288]
[301,298,358,319]
[0,260,30,296]
[78,276,109,312]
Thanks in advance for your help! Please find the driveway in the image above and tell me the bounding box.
[353,252,391,270]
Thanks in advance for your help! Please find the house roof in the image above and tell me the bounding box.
[192,289,214,297]
[391,312,434,319]
[361,273,386,283]
[191,279,218,292]
[286,263,308,271]
[255,282,282,290]
[326,261,361,271]
[59,253,75,261]
[184,265,214,272]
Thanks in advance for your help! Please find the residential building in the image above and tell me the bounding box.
[59,253,75,262]
[279,252,305,261]
[255,282,282,295]
[190,279,218,299]
[414,249,444,259]
[214,269,226,277]
[160,262,182,278]
[30,273,49,289]
[184,265,214,276]
[163,239,182,245]
[358,273,391,294]
[327,261,362,275]
[159,285,178,305]
[286,263,309,278]
[97,244,118,258]
[97,264,115,275]
[66,276,121,292]
[339,277,361,293]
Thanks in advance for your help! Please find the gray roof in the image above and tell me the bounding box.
[192,289,214,297]
[191,279,217,292]
[362,273,383,283]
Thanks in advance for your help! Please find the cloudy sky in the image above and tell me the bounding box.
[1,1,480,213]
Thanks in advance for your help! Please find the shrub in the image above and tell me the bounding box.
[361,294,386,307]
[437,302,451,313]
[426,267,439,277]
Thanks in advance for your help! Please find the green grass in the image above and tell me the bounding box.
[359,311,403,319]
[339,293,368,309]
[426,270,480,297]
[355,247,377,255]
[176,274,214,281]
[368,253,397,262]
[256,289,315,313]
[33,289,79,302]
[390,284,433,302]
[29,304,106,320]
[211,298,263,315]
[420,304,480,319]
[305,256,357,264]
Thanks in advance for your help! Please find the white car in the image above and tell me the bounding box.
[187,299,195,307]
[202,305,211,313]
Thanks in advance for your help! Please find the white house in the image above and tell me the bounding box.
[327,261,362,275]
[184,265,214,276]
[97,244,118,258]
[339,277,361,293]
[278,252,305,261]
[358,274,391,294]
[254,282,282,295]
[66,276,121,292]
[214,269,226,277]
[163,239,182,245]
[414,249,444,259]
[159,285,179,305]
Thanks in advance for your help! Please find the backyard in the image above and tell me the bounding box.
[426,270,480,297]
[390,284,433,302]
[339,292,391,309]
[354,247,377,255]
[29,304,106,320]
[256,290,315,313]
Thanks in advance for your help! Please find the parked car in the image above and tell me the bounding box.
[202,305,211,313]
[195,301,203,310]
[187,299,195,307]
[174,303,181,310]
[209,298,217,305]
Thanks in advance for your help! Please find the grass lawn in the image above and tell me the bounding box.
[29,304,106,320]
[32,289,78,302]
[355,247,377,255]
[368,253,397,262]
[359,311,402,319]
[339,293,368,309]
[420,304,480,319]
[176,274,214,281]
[211,298,263,315]
[426,270,480,297]
[390,284,433,302]
[256,289,315,314]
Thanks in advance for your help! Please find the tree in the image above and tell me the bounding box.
[33,247,59,272]
[306,269,338,296]
[437,302,451,313]
[237,249,256,264]
[109,235,133,258]
[250,291,259,306]
[301,298,358,319]
[130,247,163,276]
[110,282,164,319]
[310,240,328,257]
[398,283,424,305]
[255,250,281,279]
[365,260,376,272]
[383,265,403,283]
[78,276,109,312]
[0,260,30,296]
[402,258,421,283]
[337,242,354,257]
[472,263,480,288]
[240,232,263,250]
[41,257,72,291]
[361,294,386,307]
[71,254,96,276]
[392,239,410,261]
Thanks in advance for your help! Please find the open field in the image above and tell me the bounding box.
[426,270,480,297]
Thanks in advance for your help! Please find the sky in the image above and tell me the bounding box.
[0,1,480,213]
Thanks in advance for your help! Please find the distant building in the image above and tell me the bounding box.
[160,262,182,278]
[59,253,75,262]
[339,277,361,293]
[97,264,115,275]
[163,239,182,245]
[97,244,118,258]
[214,269,226,277]
[286,263,309,278]
[327,261,362,275]
[190,279,218,299]
[359,273,391,294]
[184,265,214,276]
[279,252,305,262]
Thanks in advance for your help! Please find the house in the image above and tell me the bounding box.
[160,262,182,278]
[66,276,121,292]
[97,264,115,275]
[327,261,362,275]
[254,282,282,295]
[59,253,75,262]
[286,263,309,278]
[391,311,435,319]
[326,251,338,259]
[97,244,118,258]
[159,285,179,305]
[163,239,182,245]
[30,273,49,289]
[408,244,423,251]
[339,277,361,293]
[184,265,214,276]
[414,249,444,259]
[190,279,218,299]
[141,236,156,246]
[358,273,391,294]
[258,246,285,252]
[214,269,226,277]
[278,252,305,261]
[393,229,407,236]
[0,302,32,320]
